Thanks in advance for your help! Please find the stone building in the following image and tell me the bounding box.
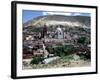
[55,27,64,39]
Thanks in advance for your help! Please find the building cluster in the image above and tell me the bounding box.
[23,25,90,59]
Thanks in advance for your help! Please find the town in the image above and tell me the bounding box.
[22,15,91,69]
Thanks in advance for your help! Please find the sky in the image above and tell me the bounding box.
[22,10,91,23]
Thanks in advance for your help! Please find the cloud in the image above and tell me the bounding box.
[42,12,72,16]
[42,12,90,16]
[72,13,82,16]
[72,13,90,16]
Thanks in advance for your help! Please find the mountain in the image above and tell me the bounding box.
[23,15,91,28]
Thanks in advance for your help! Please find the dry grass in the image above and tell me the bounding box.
[23,54,91,69]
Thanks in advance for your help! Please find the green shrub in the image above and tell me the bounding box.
[46,45,74,57]
[30,56,44,64]
[77,37,86,44]
[61,54,74,61]
[79,52,91,60]
[53,46,63,56]
[53,45,74,57]
[63,45,74,54]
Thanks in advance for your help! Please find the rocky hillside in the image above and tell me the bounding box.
[23,15,91,28]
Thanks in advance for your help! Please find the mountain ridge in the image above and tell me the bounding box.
[23,15,91,28]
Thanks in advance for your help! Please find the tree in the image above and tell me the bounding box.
[77,37,86,44]
[30,56,44,64]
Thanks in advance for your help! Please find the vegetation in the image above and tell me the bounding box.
[79,52,91,60]
[27,27,42,32]
[29,54,90,69]
[47,45,74,57]
[60,54,74,61]
[77,37,86,44]
[77,36,90,45]
[30,56,44,64]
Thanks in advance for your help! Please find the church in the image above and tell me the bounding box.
[55,27,64,39]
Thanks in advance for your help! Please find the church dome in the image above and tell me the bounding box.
[56,27,62,32]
